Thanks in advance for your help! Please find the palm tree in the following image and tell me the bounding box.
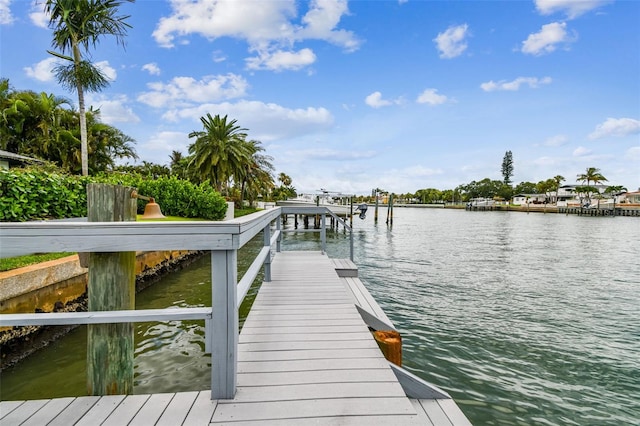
[45,0,134,176]
[552,175,564,205]
[236,140,274,207]
[278,173,293,187]
[576,167,608,206]
[188,114,249,193]
[604,185,627,210]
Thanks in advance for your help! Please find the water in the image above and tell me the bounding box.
[2,208,639,425]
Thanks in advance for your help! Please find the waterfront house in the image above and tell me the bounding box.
[512,193,548,205]
[621,191,640,204]
[554,184,610,207]
[0,150,44,169]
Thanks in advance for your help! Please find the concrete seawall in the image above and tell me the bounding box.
[0,251,196,315]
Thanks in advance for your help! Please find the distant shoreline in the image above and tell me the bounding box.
[391,203,640,216]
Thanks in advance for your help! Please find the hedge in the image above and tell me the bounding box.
[0,168,227,222]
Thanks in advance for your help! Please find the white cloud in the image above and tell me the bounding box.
[573,146,592,156]
[163,100,334,142]
[246,48,316,71]
[0,0,13,25]
[86,94,140,124]
[139,131,190,163]
[365,91,395,108]
[95,61,117,81]
[534,0,611,19]
[543,134,569,147]
[29,2,48,28]
[480,76,552,91]
[137,74,249,108]
[152,0,359,71]
[142,63,161,75]
[24,58,116,83]
[416,88,448,105]
[433,24,469,59]
[627,146,640,162]
[588,117,640,139]
[300,148,377,161]
[297,0,360,52]
[23,57,58,82]
[521,22,575,56]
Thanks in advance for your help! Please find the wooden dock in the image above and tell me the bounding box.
[1,251,471,425]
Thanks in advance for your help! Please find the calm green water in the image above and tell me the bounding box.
[2,209,639,425]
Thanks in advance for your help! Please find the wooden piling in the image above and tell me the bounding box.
[374,195,379,223]
[86,183,137,396]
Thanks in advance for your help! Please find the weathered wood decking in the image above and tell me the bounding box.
[1,251,470,425]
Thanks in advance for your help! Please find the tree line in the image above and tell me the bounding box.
[404,152,626,205]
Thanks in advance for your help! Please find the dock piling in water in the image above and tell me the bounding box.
[86,183,137,396]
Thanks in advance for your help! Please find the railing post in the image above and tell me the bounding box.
[211,249,238,400]
[321,213,326,254]
[276,215,282,253]
[263,224,272,282]
[350,225,354,262]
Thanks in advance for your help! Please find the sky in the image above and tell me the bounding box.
[1,0,638,195]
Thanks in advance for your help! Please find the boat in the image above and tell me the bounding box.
[276,192,353,216]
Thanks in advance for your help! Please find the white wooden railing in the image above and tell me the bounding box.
[0,206,350,399]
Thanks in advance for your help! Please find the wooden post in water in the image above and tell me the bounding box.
[86,183,137,395]
[374,193,379,223]
[386,193,394,225]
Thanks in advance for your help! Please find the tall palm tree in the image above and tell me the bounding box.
[45,0,134,176]
[577,167,607,206]
[188,114,249,193]
[553,175,565,205]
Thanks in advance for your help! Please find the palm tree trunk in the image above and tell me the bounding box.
[73,44,89,176]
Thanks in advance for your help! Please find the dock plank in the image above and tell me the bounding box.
[21,397,75,426]
[102,394,149,426]
[127,393,174,426]
[212,397,415,423]
[0,399,50,425]
[48,396,100,426]
[74,395,125,426]
[155,391,199,426]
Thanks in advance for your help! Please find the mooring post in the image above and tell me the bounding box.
[86,183,137,396]
[374,193,379,223]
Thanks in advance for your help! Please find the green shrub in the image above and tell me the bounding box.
[0,168,89,221]
[1,168,227,222]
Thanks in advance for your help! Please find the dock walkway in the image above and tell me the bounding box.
[1,251,471,425]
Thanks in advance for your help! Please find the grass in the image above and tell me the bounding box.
[0,252,74,272]
[235,207,259,217]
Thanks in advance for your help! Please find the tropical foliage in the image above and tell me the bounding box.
[186,113,275,206]
[1,80,138,173]
[0,168,227,221]
[45,0,134,176]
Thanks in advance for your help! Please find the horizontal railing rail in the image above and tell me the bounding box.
[0,206,349,400]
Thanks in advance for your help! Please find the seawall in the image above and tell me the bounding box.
[0,250,204,369]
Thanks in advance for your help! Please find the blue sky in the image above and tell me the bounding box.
[1,0,638,194]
